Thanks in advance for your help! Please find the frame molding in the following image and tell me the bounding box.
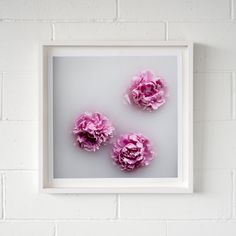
[39,41,193,193]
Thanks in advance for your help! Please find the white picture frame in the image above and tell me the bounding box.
[39,41,193,193]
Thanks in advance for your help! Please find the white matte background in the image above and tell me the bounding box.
[0,0,236,236]
[53,55,178,178]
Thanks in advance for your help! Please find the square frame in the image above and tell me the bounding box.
[39,41,193,193]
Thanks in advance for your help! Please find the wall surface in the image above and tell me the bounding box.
[0,0,236,235]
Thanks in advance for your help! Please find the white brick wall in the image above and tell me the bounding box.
[3,72,38,121]
[194,73,232,121]
[0,23,51,70]
[0,1,236,235]
[168,22,236,72]
[119,0,231,21]
[119,170,232,219]
[167,221,236,236]
[5,172,116,219]
[0,222,55,236]
[0,122,38,169]
[57,221,166,236]
[0,0,116,20]
[54,23,166,40]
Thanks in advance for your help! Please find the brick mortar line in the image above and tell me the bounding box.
[165,218,236,222]
[51,23,55,41]
[0,119,39,122]
[1,173,6,220]
[195,120,236,123]
[117,19,235,23]
[232,170,236,218]
[114,0,120,22]
[0,169,38,171]
[165,21,169,41]
[165,221,168,236]
[230,170,234,219]
[103,218,234,221]
[231,0,235,20]
[0,173,3,219]
[0,120,38,123]
[194,70,236,73]
[53,223,58,236]
[0,19,115,23]
[2,218,118,222]
[0,71,37,74]
[0,219,236,223]
[194,71,234,74]
[1,74,4,121]
[0,73,3,120]
[193,119,232,122]
[0,18,235,24]
[231,72,236,120]
[116,194,120,219]
[193,167,236,171]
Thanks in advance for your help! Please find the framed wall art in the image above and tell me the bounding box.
[39,41,193,193]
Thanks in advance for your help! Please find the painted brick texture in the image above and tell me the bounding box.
[0,1,236,236]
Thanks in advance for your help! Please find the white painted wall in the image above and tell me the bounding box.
[0,0,236,235]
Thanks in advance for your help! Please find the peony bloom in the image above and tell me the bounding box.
[73,112,115,152]
[112,133,154,172]
[125,70,168,111]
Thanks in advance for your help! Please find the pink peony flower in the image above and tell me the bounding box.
[112,133,154,172]
[125,70,168,111]
[73,112,115,152]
